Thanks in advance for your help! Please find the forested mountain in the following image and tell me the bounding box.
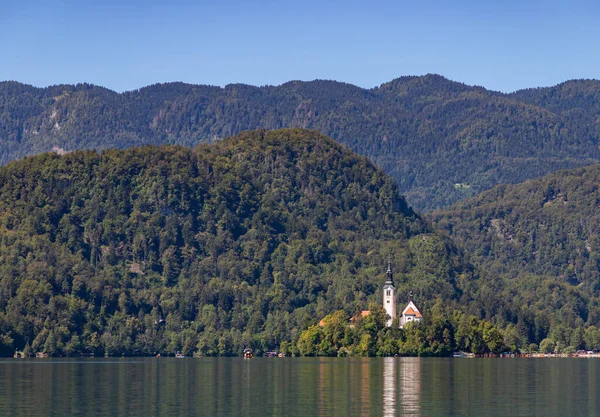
[510,79,600,150]
[430,164,600,351]
[3,75,600,211]
[510,79,600,121]
[0,129,472,357]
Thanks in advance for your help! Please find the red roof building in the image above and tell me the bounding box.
[399,301,423,328]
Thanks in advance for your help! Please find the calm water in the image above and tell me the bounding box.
[1,357,599,416]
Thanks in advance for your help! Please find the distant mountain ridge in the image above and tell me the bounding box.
[2,75,600,210]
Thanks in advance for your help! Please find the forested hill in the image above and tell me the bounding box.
[430,164,600,349]
[3,75,600,211]
[510,79,600,119]
[510,79,600,150]
[0,129,471,357]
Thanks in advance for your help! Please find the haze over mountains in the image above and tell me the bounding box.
[3,74,600,211]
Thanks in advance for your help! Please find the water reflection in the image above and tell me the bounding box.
[318,358,326,416]
[399,358,421,416]
[382,358,396,416]
[2,358,600,416]
[361,360,371,417]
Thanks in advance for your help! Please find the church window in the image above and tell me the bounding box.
[386,290,391,296]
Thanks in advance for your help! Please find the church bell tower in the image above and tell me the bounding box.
[383,261,396,327]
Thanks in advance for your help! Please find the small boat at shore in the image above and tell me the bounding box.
[175,352,185,358]
[453,351,475,358]
[243,348,253,359]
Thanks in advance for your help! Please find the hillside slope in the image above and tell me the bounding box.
[0,129,470,356]
[430,165,600,347]
[2,75,600,210]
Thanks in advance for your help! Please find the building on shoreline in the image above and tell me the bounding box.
[383,262,423,328]
[399,299,423,328]
[333,262,424,328]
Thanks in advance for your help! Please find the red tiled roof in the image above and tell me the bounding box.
[404,307,422,318]
[349,310,371,322]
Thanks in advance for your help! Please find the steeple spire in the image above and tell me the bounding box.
[385,260,394,285]
[383,260,396,327]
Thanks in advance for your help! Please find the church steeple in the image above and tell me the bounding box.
[383,260,396,327]
[385,260,394,285]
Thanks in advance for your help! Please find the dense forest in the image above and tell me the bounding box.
[2,75,600,210]
[0,128,475,357]
[431,164,600,353]
[510,79,600,134]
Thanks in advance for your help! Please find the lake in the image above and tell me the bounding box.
[1,357,599,416]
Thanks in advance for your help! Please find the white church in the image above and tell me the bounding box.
[383,261,423,328]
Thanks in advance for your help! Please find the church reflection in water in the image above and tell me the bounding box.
[382,358,396,416]
[383,357,421,416]
[314,357,421,416]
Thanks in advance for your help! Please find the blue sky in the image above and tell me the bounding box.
[1,0,599,92]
